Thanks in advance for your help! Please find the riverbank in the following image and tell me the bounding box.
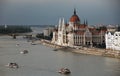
[0,25,32,34]
[34,39,120,59]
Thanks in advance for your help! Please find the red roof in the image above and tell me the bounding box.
[78,24,87,29]
[100,29,107,32]
[75,30,85,35]
[89,28,96,32]
[92,31,100,35]
[73,24,87,29]
[70,14,80,22]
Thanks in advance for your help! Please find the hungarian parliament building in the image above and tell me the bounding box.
[51,9,107,47]
[105,32,120,50]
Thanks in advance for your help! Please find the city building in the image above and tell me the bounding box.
[105,31,120,50]
[52,9,106,47]
[43,27,54,36]
[106,25,117,32]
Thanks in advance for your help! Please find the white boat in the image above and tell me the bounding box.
[6,63,19,69]
[31,43,36,45]
[16,43,20,46]
[58,68,71,74]
[20,50,28,54]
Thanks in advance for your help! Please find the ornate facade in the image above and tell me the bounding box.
[52,9,106,47]
[105,32,120,50]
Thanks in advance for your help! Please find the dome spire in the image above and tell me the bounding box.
[69,8,80,23]
[74,8,76,15]
[84,19,85,25]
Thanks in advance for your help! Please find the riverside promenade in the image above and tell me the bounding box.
[34,39,120,59]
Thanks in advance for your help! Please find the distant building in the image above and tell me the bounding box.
[4,24,7,29]
[52,9,106,47]
[105,32,120,50]
[43,27,54,36]
[117,25,120,31]
[107,25,117,32]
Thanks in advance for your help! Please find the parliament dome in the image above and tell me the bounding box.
[69,9,80,23]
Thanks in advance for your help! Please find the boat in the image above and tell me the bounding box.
[16,43,20,46]
[20,50,28,54]
[58,68,71,74]
[31,42,36,45]
[53,49,58,51]
[6,63,19,69]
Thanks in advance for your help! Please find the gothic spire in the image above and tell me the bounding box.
[86,19,88,25]
[59,18,62,26]
[74,8,76,15]
[62,18,65,25]
[62,18,65,32]
[84,19,85,25]
[58,18,62,31]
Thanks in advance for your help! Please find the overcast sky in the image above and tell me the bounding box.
[0,0,120,25]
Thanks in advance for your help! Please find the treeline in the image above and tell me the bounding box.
[36,33,53,40]
[30,25,54,27]
[0,25,32,34]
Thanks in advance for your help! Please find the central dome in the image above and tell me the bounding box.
[69,9,80,23]
[70,15,80,22]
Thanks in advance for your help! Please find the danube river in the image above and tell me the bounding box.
[0,27,120,76]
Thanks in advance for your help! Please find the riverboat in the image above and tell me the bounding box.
[58,68,71,74]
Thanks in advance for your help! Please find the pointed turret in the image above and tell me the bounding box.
[62,18,65,32]
[65,20,67,25]
[84,19,85,25]
[59,18,62,26]
[74,8,76,15]
[58,18,62,31]
[86,19,88,25]
[62,18,65,25]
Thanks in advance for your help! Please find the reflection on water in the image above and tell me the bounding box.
[0,27,120,76]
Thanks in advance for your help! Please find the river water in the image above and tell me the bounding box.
[0,27,120,76]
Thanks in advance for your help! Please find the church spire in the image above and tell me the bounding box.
[84,19,85,25]
[86,19,88,25]
[74,8,76,15]
[58,18,62,31]
[62,18,65,32]
[59,18,62,26]
[62,18,65,25]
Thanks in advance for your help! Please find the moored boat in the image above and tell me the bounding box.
[53,49,58,51]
